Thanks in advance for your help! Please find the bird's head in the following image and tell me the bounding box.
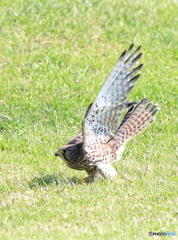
[55,145,71,161]
[55,144,81,164]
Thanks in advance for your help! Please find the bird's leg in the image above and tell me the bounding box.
[83,170,101,182]
[96,163,117,179]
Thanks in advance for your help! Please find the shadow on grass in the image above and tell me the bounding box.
[27,172,81,189]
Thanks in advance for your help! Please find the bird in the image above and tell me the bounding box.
[55,44,159,182]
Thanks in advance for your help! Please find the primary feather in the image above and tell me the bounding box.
[82,44,143,153]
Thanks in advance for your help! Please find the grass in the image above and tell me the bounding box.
[0,0,178,239]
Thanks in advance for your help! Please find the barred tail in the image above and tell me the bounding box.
[115,98,159,144]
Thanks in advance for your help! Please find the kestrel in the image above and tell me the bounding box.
[55,44,159,182]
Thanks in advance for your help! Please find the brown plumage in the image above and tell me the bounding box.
[55,44,159,182]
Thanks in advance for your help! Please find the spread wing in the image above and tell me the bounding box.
[82,44,143,153]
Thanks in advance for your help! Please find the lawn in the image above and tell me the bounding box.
[0,0,178,239]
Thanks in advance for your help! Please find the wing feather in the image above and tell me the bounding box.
[82,44,143,153]
[67,132,83,145]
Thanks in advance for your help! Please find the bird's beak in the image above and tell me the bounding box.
[55,149,63,157]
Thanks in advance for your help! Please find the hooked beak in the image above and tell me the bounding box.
[55,148,63,157]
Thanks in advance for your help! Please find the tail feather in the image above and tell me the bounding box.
[115,98,159,144]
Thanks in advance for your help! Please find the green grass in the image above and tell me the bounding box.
[0,0,178,239]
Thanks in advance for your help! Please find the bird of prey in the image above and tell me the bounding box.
[55,44,159,182]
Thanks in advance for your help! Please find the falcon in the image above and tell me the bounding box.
[55,44,159,182]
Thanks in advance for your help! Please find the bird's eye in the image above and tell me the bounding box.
[63,150,66,154]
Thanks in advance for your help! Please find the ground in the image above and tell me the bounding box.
[0,0,178,239]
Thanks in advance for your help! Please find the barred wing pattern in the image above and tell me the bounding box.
[82,44,143,153]
[116,98,159,144]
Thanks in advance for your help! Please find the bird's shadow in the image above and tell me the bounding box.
[27,172,81,189]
